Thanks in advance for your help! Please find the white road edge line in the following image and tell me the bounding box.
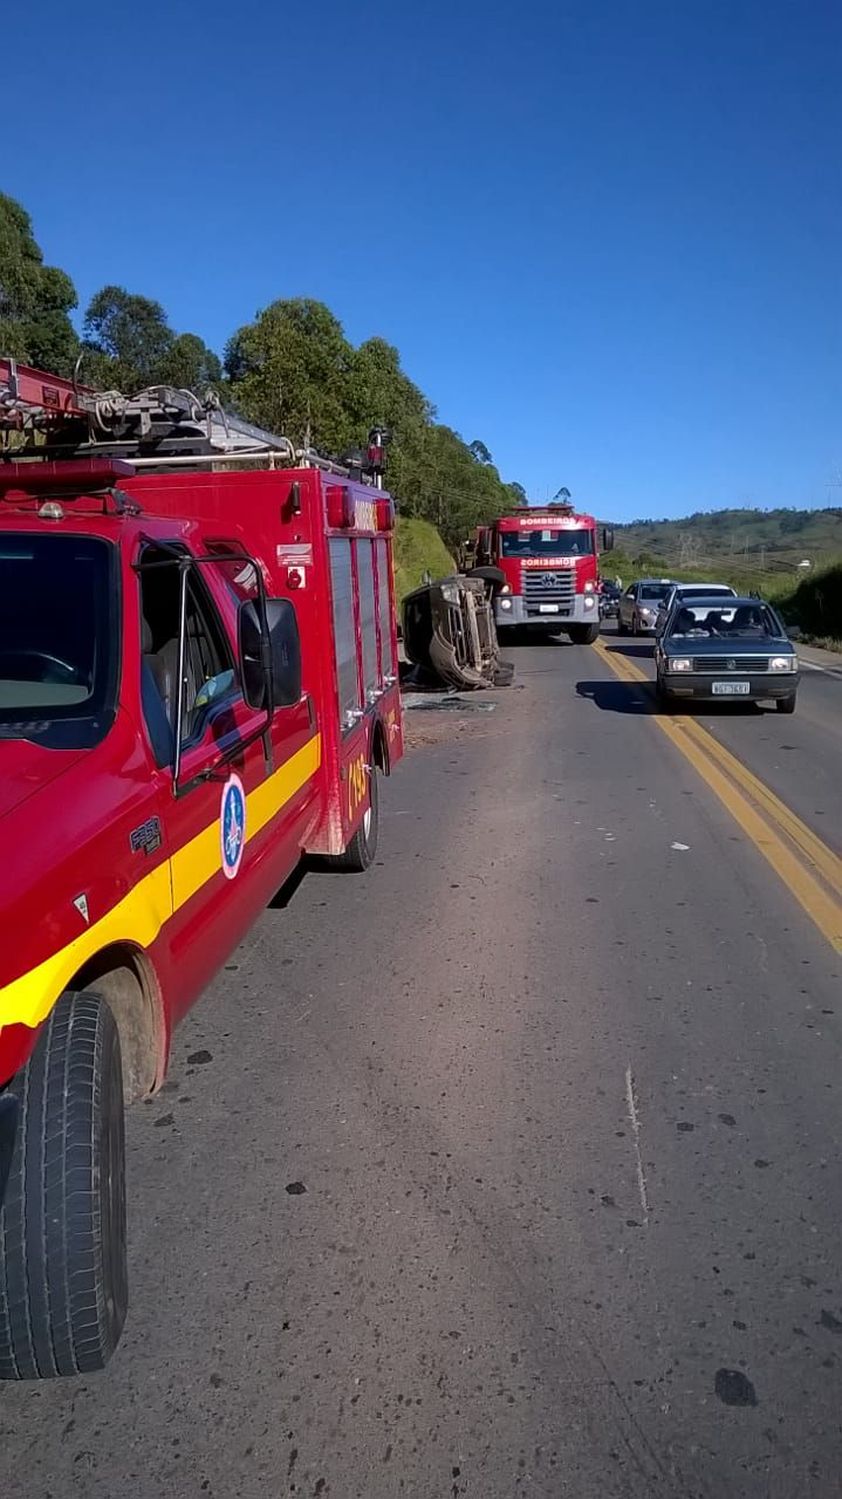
[800,659,842,676]
[624,1065,651,1225]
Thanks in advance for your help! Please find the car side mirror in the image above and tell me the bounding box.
[238,597,302,710]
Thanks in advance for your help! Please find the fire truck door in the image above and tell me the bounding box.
[138,550,316,1019]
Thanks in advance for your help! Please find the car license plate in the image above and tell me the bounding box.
[538,603,559,614]
[712,680,750,695]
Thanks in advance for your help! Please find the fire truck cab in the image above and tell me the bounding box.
[471,505,613,643]
[0,360,403,1380]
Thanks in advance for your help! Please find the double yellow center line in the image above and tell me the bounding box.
[594,639,842,954]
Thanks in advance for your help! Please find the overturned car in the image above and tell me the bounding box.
[402,574,513,690]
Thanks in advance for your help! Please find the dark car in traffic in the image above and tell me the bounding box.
[654,597,799,713]
[598,580,622,618]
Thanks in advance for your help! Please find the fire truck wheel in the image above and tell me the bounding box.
[332,765,380,872]
[568,623,601,645]
[0,992,128,1381]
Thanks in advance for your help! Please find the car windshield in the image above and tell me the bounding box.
[668,603,782,640]
[0,533,118,746]
[501,528,594,557]
[639,584,672,600]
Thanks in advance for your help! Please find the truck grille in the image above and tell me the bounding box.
[523,568,575,614]
[692,655,770,673]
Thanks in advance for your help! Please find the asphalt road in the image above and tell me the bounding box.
[599,626,842,857]
[1,635,840,1499]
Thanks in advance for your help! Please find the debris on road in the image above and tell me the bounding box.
[402,693,498,713]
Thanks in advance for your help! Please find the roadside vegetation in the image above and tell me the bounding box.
[607,544,842,651]
[394,518,455,604]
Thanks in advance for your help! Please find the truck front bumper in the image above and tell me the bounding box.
[495,594,599,629]
[660,672,800,702]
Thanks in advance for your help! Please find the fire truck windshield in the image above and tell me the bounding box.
[0,533,118,747]
[501,528,594,557]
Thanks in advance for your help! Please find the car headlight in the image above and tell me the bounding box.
[666,657,693,672]
[769,656,796,672]
[499,597,513,611]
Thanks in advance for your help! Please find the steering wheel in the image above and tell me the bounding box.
[0,649,80,683]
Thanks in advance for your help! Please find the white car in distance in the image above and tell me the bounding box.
[653,582,738,635]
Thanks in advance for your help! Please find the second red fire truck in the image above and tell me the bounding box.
[469,504,614,643]
[0,359,403,1381]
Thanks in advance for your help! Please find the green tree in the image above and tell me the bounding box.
[0,193,78,374]
[224,297,526,550]
[469,439,493,465]
[157,332,222,391]
[224,298,354,450]
[82,286,175,391]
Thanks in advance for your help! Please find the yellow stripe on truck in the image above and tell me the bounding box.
[0,734,321,1032]
[0,863,173,1034]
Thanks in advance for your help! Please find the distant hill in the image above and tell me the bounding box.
[613,507,842,573]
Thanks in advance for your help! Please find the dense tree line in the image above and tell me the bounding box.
[0,192,524,548]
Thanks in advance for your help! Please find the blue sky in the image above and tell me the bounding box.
[4,0,839,521]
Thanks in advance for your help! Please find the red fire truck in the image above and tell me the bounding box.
[0,358,404,1380]
[470,505,613,643]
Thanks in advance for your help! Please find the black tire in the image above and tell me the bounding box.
[0,993,127,1380]
[568,623,600,645]
[776,693,797,715]
[464,565,507,595]
[331,765,379,872]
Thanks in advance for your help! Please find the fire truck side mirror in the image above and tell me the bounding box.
[238,598,302,711]
[601,526,615,553]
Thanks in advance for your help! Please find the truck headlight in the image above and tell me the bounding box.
[584,595,596,610]
[667,657,693,672]
[499,597,513,611]
[501,584,512,595]
[769,656,795,672]
[584,580,596,593]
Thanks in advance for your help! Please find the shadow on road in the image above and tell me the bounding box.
[267,860,310,909]
[576,679,654,714]
[603,640,655,660]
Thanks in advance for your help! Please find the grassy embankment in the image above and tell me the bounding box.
[393,516,454,604]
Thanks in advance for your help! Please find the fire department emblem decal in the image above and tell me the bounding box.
[220,773,246,880]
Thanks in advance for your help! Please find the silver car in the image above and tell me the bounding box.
[617,579,675,635]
